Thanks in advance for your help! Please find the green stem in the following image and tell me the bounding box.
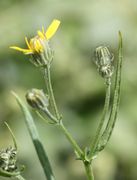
[44,65,60,120]
[58,121,84,158]
[84,162,94,180]
[42,107,58,123]
[89,78,111,158]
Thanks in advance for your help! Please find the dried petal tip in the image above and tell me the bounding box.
[26,89,49,111]
[94,46,114,79]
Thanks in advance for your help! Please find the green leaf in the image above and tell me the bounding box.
[12,92,55,180]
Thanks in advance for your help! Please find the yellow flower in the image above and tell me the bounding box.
[10,19,60,55]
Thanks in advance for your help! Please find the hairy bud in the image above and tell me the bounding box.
[26,89,49,111]
[0,147,17,172]
[94,46,114,79]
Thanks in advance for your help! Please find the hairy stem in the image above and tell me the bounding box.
[44,65,60,120]
[58,121,84,158]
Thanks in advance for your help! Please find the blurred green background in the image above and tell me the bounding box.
[0,0,137,179]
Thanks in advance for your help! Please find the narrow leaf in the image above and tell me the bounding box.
[12,92,55,180]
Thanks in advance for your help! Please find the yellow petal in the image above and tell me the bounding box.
[25,37,31,49]
[45,19,60,40]
[37,30,45,39]
[35,40,43,52]
[24,50,34,54]
[10,46,33,54]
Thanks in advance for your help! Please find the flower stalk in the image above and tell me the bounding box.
[44,65,61,120]
[58,121,84,158]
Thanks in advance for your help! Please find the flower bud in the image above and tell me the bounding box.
[0,146,17,172]
[94,46,114,78]
[26,89,49,111]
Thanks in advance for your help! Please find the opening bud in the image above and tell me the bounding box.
[26,89,49,111]
[94,46,114,79]
[30,38,54,67]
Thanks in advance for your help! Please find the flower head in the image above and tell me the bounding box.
[10,19,60,55]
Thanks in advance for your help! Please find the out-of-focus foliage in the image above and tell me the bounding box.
[0,0,137,179]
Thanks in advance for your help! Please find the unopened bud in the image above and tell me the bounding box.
[26,89,49,111]
[94,46,114,79]
[0,146,17,172]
